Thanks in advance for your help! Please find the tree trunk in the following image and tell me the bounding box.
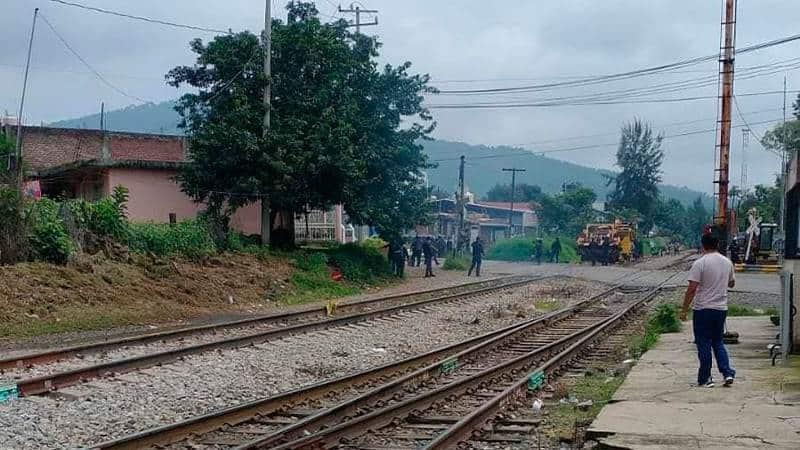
[269,208,296,249]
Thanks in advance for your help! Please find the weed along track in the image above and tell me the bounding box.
[92,272,656,450]
[1,276,542,395]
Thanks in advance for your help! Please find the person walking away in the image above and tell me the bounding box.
[411,235,423,267]
[601,237,611,266]
[387,238,406,277]
[680,233,736,388]
[588,238,599,266]
[422,237,436,277]
[468,237,484,276]
[534,239,544,265]
[550,237,562,263]
[435,236,446,256]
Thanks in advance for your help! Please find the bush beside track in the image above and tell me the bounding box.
[487,235,580,263]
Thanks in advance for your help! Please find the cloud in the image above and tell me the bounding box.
[1,0,797,191]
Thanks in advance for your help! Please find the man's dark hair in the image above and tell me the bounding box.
[701,234,719,250]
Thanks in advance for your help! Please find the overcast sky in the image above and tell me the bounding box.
[2,0,797,193]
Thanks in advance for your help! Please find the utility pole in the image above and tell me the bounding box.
[260,0,272,245]
[779,75,788,259]
[338,3,378,33]
[14,8,38,190]
[713,0,737,253]
[457,155,466,253]
[100,102,105,131]
[502,168,526,237]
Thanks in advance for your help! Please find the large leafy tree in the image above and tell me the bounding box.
[485,183,543,204]
[761,120,800,157]
[169,2,435,246]
[538,185,597,236]
[686,196,710,247]
[607,119,664,230]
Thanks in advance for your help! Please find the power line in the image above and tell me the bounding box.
[427,90,800,110]
[39,13,149,103]
[48,0,230,34]
[435,30,800,96]
[431,118,785,163]
[732,95,782,157]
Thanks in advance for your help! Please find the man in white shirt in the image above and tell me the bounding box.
[680,233,736,388]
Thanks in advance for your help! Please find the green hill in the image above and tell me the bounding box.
[49,100,711,206]
[425,140,711,206]
[50,101,182,135]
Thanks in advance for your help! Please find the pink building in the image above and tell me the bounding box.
[3,125,347,240]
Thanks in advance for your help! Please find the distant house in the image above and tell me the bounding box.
[432,198,538,243]
[1,125,351,242]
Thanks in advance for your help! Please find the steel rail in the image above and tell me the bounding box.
[92,284,584,449]
[266,273,676,450]
[93,274,641,450]
[15,276,542,396]
[227,286,621,448]
[423,272,682,449]
[0,276,518,371]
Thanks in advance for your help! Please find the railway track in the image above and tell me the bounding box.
[94,271,654,449]
[241,273,676,450]
[2,275,543,397]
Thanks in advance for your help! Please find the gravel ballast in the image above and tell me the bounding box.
[0,278,604,449]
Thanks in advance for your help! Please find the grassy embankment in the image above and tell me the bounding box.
[486,235,580,263]
[0,243,393,339]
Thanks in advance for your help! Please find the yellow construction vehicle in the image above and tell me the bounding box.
[576,219,637,264]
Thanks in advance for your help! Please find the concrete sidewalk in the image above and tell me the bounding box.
[588,317,800,449]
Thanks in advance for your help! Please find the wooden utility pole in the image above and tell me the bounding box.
[260,0,272,245]
[502,168,526,237]
[338,3,378,33]
[713,0,737,251]
[14,8,38,189]
[457,155,466,253]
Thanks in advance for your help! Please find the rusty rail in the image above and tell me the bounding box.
[15,276,541,396]
[265,273,678,450]
[0,275,517,371]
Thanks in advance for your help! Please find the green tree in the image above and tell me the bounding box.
[538,186,597,236]
[739,179,781,225]
[761,120,800,157]
[686,196,710,247]
[485,183,543,203]
[169,2,435,247]
[653,197,689,241]
[608,119,664,231]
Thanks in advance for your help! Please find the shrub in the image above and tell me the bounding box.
[128,219,216,259]
[328,243,392,284]
[283,251,359,304]
[360,236,387,252]
[487,235,579,263]
[649,303,681,333]
[27,198,73,264]
[443,255,470,271]
[89,186,129,239]
[0,187,28,264]
[630,303,681,357]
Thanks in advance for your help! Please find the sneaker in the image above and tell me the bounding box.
[702,379,715,388]
[724,376,734,387]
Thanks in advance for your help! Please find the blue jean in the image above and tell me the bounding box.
[692,309,735,384]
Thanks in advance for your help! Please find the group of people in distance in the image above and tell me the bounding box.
[386,235,447,278]
[388,233,571,280]
[531,237,562,264]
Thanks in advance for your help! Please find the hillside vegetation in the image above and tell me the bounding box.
[48,101,711,206]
